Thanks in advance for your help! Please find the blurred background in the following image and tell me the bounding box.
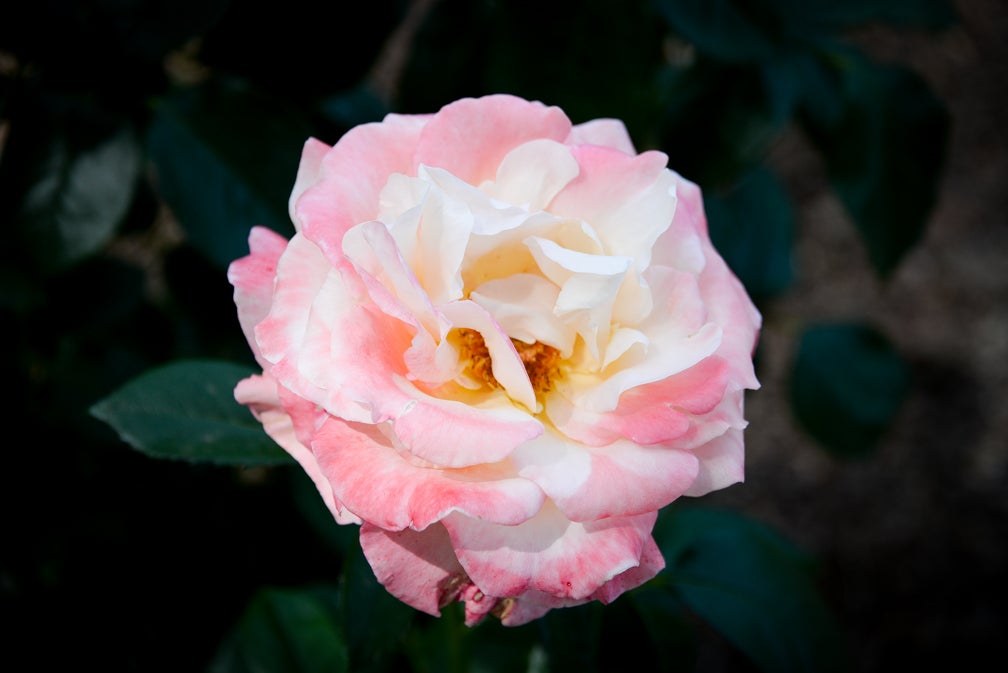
[1,0,1005,671]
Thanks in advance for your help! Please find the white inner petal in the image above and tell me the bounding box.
[485,138,581,212]
[525,236,636,366]
[470,274,575,356]
[602,327,649,370]
[591,169,679,271]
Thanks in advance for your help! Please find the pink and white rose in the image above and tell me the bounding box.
[229,95,760,626]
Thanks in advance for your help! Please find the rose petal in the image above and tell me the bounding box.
[698,239,762,390]
[341,221,459,385]
[234,374,361,525]
[359,522,466,617]
[228,226,290,367]
[565,266,723,413]
[548,356,731,446]
[488,139,580,211]
[439,299,538,412]
[470,274,575,356]
[511,430,699,522]
[311,416,546,531]
[588,534,664,604]
[443,505,657,600]
[415,95,572,185]
[288,138,331,229]
[550,145,674,270]
[565,118,637,155]
[683,390,748,496]
[650,171,708,275]
[296,113,428,262]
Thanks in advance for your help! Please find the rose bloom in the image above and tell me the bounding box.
[229,95,760,626]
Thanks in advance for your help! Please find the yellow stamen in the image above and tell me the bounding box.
[457,328,562,395]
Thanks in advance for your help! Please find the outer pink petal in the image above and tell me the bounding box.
[234,374,361,525]
[228,226,289,367]
[651,173,761,389]
[511,431,699,522]
[547,356,731,446]
[494,592,579,626]
[311,416,545,531]
[359,522,466,617]
[288,138,331,229]
[699,238,762,390]
[295,113,428,262]
[415,95,572,185]
[443,505,657,601]
[565,118,637,154]
[683,389,748,496]
[588,534,665,604]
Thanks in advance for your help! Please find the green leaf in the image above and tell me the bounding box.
[655,505,847,673]
[781,0,957,33]
[401,0,666,145]
[705,166,795,301]
[90,359,291,465]
[653,0,955,65]
[209,586,348,673]
[318,85,389,132]
[15,123,141,273]
[628,589,698,672]
[790,322,910,457]
[652,0,777,64]
[407,602,544,673]
[801,48,950,276]
[338,544,415,673]
[760,47,847,126]
[538,602,604,673]
[657,61,780,185]
[147,80,309,269]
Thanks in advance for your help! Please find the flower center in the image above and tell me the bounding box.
[457,328,561,396]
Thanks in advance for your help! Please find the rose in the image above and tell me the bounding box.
[229,94,760,626]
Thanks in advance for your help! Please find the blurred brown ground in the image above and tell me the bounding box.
[703,0,1008,669]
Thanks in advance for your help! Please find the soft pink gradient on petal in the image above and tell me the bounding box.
[415,95,572,185]
[360,523,466,617]
[228,226,289,367]
[565,118,637,155]
[683,389,748,496]
[443,505,656,600]
[295,113,428,263]
[234,374,361,525]
[511,431,699,522]
[651,174,761,389]
[698,241,762,391]
[496,592,579,626]
[311,416,545,531]
[288,138,331,229]
[588,535,665,604]
[547,356,731,446]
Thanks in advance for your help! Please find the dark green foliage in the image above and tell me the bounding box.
[210,587,350,673]
[90,359,293,465]
[791,323,911,456]
[656,506,848,673]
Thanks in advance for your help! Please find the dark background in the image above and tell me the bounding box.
[1,1,1005,671]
